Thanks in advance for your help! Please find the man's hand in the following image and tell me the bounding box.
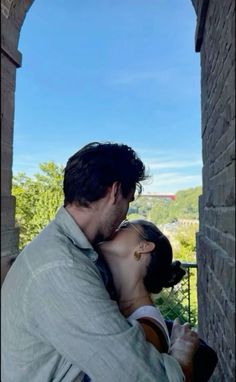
[169,318,199,381]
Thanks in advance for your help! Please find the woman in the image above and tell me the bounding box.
[96,218,217,381]
[97,218,186,353]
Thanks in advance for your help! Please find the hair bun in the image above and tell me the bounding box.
[163,260,186,288]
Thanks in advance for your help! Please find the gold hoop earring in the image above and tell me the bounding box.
[134,251,141,261]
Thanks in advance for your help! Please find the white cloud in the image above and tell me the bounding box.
[110,67,199,90]
[146,159,202,170]
[130,146,202,192]
[142,173,202,194]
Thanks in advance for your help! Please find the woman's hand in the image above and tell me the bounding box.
[169,318,199,381]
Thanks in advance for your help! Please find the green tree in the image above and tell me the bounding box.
[127,213,146,220]
[173,223,198,262]
[148,199,171,224]
[168,187,201,221]
[12,162,64,251]
[128,196,155,219]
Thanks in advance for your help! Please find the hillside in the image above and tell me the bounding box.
[127,186,202,225]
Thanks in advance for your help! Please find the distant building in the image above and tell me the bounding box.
[140,193,176,201]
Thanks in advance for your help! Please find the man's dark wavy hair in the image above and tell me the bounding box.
[63,142,148,207]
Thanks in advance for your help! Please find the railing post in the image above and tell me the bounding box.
[187,267,191,324]
[181,262,197,326]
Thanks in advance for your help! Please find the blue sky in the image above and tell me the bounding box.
[13,0,202,193]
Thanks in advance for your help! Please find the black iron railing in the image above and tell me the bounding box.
[152,262,198,327]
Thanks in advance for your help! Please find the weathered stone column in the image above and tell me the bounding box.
[193,0,235,380]
[1,0,34,285]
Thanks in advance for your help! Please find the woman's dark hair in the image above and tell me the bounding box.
[131,220,186,294]
[63,142,148,206]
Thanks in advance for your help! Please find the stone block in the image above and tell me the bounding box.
[1,52,17,90]
[1,226,19,257]
[1,114,14,146]
[1,195,15,228]
[1,142,13,194]
[1,1,14,19]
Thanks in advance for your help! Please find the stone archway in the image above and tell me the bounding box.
[1,1,235,380]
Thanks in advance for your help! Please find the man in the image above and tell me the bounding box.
[2,142,198,381]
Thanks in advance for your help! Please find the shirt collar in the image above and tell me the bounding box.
[54,206,98,262]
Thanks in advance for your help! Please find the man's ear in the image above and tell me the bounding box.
[139,241,155,254]
[110,182,122,204]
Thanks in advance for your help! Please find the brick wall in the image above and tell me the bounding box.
[1,0,33,284]
[196,0,235,380]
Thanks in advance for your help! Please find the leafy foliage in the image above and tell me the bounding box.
[12,162,64,250]
[153,288,192,325]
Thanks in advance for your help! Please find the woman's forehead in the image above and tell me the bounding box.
[118,220,147,240]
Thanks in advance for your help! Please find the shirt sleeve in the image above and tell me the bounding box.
[25,261,185,382]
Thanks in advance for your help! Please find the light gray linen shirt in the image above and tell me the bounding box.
[1,206,184,382]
